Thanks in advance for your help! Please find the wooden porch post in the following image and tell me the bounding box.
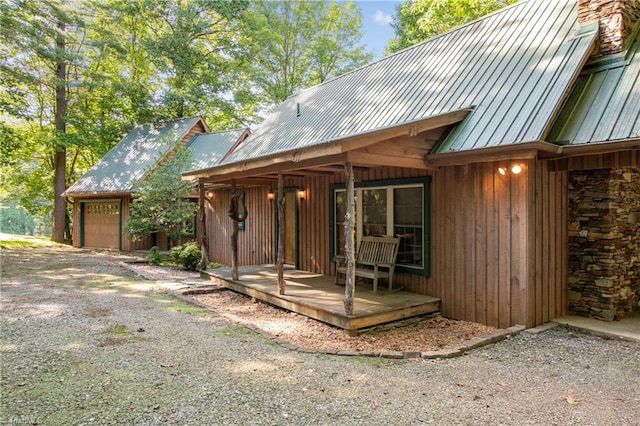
[343,161,356,315]
[277,172,286,294]
[230,179,239,280]
[198,179,209,270]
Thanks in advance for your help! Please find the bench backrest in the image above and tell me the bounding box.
[356,236,400,265]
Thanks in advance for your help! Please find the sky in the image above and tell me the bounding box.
[355,0,402,59]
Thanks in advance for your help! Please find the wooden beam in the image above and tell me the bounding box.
[198,180,209,270]
[346,151,433,170]
[343,161,356,316]
[277,172,285,295]
[183,108,472,181]
[230,179,239,281]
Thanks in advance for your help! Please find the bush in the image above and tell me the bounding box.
[170,245,183,265]
[148,246,162,266]
[174,241,201,271]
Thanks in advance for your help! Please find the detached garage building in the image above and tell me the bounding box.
[64,116,209,250]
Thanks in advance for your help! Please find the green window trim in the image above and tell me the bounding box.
[329,176,431,277]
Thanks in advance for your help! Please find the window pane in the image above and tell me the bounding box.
[362,188,387,236]
[394,186,423,267]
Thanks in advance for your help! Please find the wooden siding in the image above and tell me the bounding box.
[205,186,274,265]
[529,160,568,327]
[566,149,640,170]
[205,159,572,328]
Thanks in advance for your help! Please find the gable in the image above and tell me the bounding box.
[65,116,205,196]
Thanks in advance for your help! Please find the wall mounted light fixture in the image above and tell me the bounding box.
[498,163,524,176]
[298,188,307,200]
[267,189,275,201]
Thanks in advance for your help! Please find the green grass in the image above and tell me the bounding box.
[145,293,209,316]
[347,355,394,367]
[0,232,64,248]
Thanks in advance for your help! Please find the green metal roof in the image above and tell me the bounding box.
[220,0,596,167]
[548,30,640,145]
[183,129,248,173]
[65,116,203,196]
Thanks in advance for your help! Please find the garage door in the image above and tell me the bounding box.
[82,201,120,249]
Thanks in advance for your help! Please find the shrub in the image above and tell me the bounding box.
[170,245,183,265]
[148,246,162,266]
[177,241,201,271]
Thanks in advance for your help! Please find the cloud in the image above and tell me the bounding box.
[373,10,393,26]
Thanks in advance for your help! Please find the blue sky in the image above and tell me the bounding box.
[355,0,401,58]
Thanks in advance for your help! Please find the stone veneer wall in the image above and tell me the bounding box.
[568,167,640,320]
[578,0,640,57]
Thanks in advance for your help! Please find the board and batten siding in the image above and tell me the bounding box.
[205,186,274,266]
[206,159,569,328]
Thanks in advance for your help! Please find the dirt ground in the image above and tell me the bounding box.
[127,263,496,353]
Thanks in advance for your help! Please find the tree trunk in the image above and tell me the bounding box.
[231,179,239,280]
[277,172,286,295]
[198,180,209,270]
[343,161,356,315]
[51,18,67,244]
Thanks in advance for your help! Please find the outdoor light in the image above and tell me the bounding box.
[298,188,307,200]
[267,190,275,201]
[497,164,523,176]
[205,190,214,199]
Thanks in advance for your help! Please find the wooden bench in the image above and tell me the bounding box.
[334,236,401,293]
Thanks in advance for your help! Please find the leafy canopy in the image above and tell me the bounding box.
[386,0,518,54]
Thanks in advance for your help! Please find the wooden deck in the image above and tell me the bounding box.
[200,265,440,333]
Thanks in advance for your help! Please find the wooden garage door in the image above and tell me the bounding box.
[83,201,120,249]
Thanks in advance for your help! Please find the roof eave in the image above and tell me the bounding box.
[183,108,473,181]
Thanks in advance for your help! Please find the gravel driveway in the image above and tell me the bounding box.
[1,247,639,425]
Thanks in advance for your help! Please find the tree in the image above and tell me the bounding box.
[386,0,518,54]
[241,0,372,110]
[125,136,198,244]
[0,0,85,242]
[137,0,250,122]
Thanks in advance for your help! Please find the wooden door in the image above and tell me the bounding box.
[284,191,297,265]
[83,201,120,249]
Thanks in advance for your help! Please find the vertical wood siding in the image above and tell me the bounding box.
[205,158,572,328]
[206,186,273,265]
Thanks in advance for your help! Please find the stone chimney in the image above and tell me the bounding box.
[577,0,640,57]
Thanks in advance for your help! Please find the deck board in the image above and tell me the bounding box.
[201,265,440,332]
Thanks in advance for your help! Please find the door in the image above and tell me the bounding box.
[284,191,297,265]
[82,201,120,249]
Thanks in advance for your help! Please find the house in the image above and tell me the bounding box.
[64,116,249,250]
[188,0,639,330]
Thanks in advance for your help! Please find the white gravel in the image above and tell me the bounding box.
[1,247,639,425]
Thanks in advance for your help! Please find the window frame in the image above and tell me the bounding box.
[329,176,431,277]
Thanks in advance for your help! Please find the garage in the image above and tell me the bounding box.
[82,201,121,249]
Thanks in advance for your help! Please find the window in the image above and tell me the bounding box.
[330,177,430,276]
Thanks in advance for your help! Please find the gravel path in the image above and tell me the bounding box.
[1,247,639,425]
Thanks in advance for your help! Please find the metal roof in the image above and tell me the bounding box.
[65,116,202,196]
[183,129,248,173]
[221,0,596,166]
[548,31,640,145]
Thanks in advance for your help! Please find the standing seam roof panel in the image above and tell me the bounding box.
[222,0,594,164]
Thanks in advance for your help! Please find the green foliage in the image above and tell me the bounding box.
[170,241,202,271]
[148,246,162,266]
[240,0,372,109]
[125,135,198,243]
[0,200,35,236]
[386,0,518,54]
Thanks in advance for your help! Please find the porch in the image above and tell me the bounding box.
[200,265,441,334]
